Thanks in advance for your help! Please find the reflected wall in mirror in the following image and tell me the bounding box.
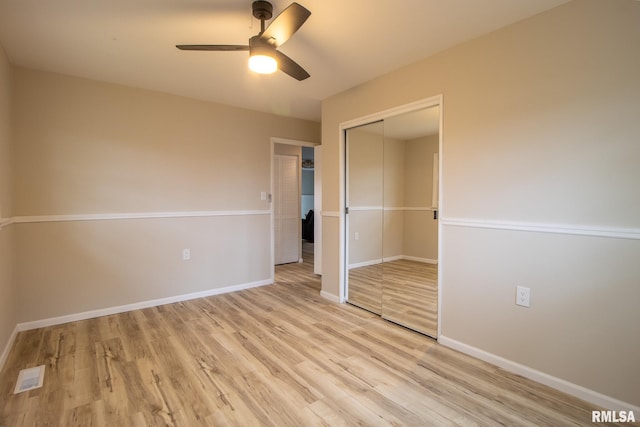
[346,121,384,314]
[382,107,439,337]
[346,106,439,338]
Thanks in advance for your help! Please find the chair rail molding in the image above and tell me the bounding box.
[441,217,640,240]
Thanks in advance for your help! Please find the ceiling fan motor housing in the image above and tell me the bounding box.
[252,1,273,21]
[249,35,277,56]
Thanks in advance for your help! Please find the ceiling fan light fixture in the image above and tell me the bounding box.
[176,2,311,80]
[248,53,278,74]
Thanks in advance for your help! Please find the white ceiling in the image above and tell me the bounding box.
[0,0,569,122]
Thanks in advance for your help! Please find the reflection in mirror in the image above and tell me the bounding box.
[345,105,439,338]
[382,107,439,337]
[346,121,384,314]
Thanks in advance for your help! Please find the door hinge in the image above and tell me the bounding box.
[345,207,349,214]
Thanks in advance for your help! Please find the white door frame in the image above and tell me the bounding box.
[313,145,323,276]
[270,137,320,282]
[338,95,444,337]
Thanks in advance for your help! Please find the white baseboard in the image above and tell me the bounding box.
[398,255,437,264]
[349,255,437,270]
[16,279,272,332]
[348,259,383,269]
[0,325,19,373]
[438,335,640,413]
[320,290,341,303]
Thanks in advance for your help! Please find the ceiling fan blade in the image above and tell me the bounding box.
[176,45,249,51]
[260,3,311,47]
[275,50,310,81]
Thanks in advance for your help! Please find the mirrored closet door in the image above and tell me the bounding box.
[346,106,439,337]
[346,120,384,314]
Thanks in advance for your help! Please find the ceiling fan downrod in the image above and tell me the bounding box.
[252,1,273,34]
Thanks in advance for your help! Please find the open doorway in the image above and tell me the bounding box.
[273,145,301,265]
[270,138,320,284]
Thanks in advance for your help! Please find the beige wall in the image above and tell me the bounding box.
[11,68,319,323]
[403,135,438,261]
[0,44,15,364]
[13,69,319,215]
[346,127,384,265]
[322,0,640,407]
[382,137,405,259]
[347,131,439,265]
[274,143,302,157]
[14,216,271,322]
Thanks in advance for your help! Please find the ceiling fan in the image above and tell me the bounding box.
[176,1,311,80]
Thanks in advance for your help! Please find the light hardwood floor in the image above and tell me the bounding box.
[0,242,628,426]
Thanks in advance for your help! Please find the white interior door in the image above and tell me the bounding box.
[274,154,300,265]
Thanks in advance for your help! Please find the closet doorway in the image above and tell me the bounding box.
[343,98,441,338]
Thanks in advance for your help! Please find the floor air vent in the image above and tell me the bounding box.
[14,365,45,394]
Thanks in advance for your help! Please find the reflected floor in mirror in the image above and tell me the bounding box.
[347,264,383,315]
[382,259,437,337]
[348,260,437,337]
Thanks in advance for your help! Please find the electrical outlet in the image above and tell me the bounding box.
[354,231,359,241]
[182,248,191,261]
[516,286,531,307]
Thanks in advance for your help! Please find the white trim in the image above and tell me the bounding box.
[381,255,437,263]
[12,210,270,224]
[385,206,436,212]
[436,98,444,339]
[349,206,383,211]
[432,152,439,209]
[441,217,640,240]
[348,259,383,269]
[16,279,272,332]
[314,145,323,276]
[348,206,436,212]
[438,335,640,414]
[320,290,341,303]
[339,97,443,131]
[0,325,19,373]
[401,255,438,264]
[349,255,437,269]
[0,218,14,229]
[322,211,340,218]
[271,137,319,148]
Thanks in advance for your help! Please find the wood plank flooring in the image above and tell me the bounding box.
[347,264,383,314]
[383,259,437,338]
[349,260,438,337]
[0,242,628,426]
